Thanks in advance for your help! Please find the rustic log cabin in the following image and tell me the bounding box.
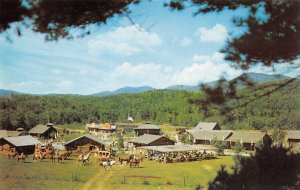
[186,122,221,134]
[225,131,272,150]
[192,130,233,145]
[286,131,300,147]
[134,123,161,136]
[28,123,58,139]
[0,130,23,139]
[0,136,42,154]
[64,134,105,152]
[130,134,175,147]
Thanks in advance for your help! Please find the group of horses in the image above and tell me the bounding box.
[33,146,72,162]
[146,151,217,163]
[7,151,28,162]
[118,155,143,168]
[7,146,72,163]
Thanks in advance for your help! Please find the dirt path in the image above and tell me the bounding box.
[80,164,125,190]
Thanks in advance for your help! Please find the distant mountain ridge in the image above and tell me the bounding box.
[0,73,293,97]
[90,86,155,97]
[166,72,292,91]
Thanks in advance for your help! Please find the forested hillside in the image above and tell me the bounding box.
[0,79,299,131]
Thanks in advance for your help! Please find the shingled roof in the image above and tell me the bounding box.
[187,122,220,133]
[286,131,300,140]
[28,125,56,134]
[135,124,160,130]
[225,131,268,143]
[130,134,171,145]
[65,133,105,145]
[1,136,41,146]
[0,130,22,138]
[192,130,233,141]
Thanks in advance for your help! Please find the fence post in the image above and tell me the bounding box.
[183,177,186,186]
[123,176,126,184]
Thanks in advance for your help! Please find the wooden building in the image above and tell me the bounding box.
[86,123,116,133]
[286,131,300,147]
[187,122,220,134]
[134,123,161,136]
[64,134,105,152]
[28,123,58,139]
[0,130,23,139]
[116,122,141,133]
[0,136,41,154]
[192,130,233,145]
[130,134,175,147]
[225,131,272,150]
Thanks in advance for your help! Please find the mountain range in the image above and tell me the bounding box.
[0,72,293,97]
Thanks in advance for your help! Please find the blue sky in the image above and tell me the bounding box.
[1,1,299,95]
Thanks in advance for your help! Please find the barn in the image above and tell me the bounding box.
[0,136,41,154]
[64,134,105,152]
[192,130,233,145]
[187,122,221,134]
[0,130,23,138]
[130,134,175,147]
[28,123,58,139]
[286,131,300,147]
[134,123,161,136]
[225,131,272,150]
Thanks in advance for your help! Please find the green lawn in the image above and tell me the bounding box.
[0,155,234,190]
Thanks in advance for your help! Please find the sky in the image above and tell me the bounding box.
[1,1,299,95]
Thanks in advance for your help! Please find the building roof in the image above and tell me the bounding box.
[286,131,300,140]
[65,133,106,146]
[192,130,233,141]
[28,125,56,134]
[187,122,219,133]
[1,135,42,147]
[130,134,171,145]
[135,124,160,130]
[141,144,217,153]
[0,130,22,138]
[225,131,268,143]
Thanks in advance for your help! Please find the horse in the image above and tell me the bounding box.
[17,153,28,163]
[8,151,17,159]
[100,160,116,171]
[119,154,134,164]
[59,151,72,160]
[33,152,43,161]
[97,156,107,163]
[129,159,140,168]
[76,152,91,166]
[51,152,63,163]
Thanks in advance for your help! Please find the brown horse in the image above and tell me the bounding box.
[119,154,134,164]
[17,153,28,163]
[129,159,140,168]
[8,151,17,159]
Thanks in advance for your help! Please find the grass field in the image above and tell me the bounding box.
[0,155,234,190]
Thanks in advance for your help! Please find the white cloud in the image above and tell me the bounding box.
[104,62,173,89]
[172,52,241,85]
[179,37,192,46]
[11,81,43,87]
[193,52,225,63]
[195,23,229,43]
[88,24,162,56]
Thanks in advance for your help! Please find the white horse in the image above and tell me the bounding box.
[100,160,116,171]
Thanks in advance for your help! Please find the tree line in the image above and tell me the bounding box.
[0,79,299,131]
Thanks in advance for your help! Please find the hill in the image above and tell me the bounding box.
[0,78,299,131]
[89,86,155,97]
[0,73,292,97]
[0,89,22,97]
[165,72,291,92]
